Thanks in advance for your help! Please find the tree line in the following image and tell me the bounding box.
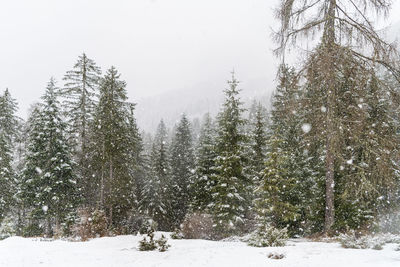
[0,55,399,238]
[1,0,400,239]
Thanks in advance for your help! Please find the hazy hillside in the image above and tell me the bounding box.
[135,78,273,133]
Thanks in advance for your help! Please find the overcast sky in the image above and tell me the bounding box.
[1,0,400,118]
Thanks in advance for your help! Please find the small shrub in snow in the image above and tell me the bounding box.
[267,252,285,260]
[338,232,400,249]
[181,212,215,240]
[248,224,288,247]
[170,229,184,239]
[339,233,371,249]
[0,216,16,240]
[156,234,171,252]
[138,229,157,251]
[138,227,170,252]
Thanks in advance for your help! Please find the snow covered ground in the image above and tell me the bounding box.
[0,233,399,267]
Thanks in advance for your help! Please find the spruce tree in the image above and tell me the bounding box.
[21,78,78,236]
[208,72,250,235]
[255,136,300,233]
[62,53,101,206]
[89,66,135,227]
[0,89,19,220]
[141,120,171,230]
[191,113,217,212]
[169,114,195,226]
[0,132,14,220]
[248,102,268,184]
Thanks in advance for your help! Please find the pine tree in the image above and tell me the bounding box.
[191,113,217,212]
[89,66,135,227]
[208,72,250,235]
[255,136,300,233]
[126,103,146,210]
[260,64,324,235]
[62,53,101,206]
[0,89,19,146]
[0,132,14,220]
[248,102,268,184]
[21,78,78,236]
[0,89,19,220]
[169,114,195,226]
[141,120,171,230]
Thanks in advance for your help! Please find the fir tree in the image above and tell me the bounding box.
[277,65,324,234]
[89,66,135,227]
[169,114,195,226]
[208,72,250,235]
[0,89,19,221]
[255,136,300,233]
[62,53,101,206]
[21,78,78,236]
[141,120,171,230]
[191,113,217,212]
[0,89,18,145]
[248,102,268,184]
[0,132,14,220]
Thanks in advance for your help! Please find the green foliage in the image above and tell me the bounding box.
[208,72,250,235]
[138,230,157,251]
[337,232,400,250]
[169,114,195,227]
[141,120,172,231]
[61,53,101,206]
[0,216,16,240]
[89,66,138,228]
[191,113,216,212]
[156,234,171,252]
[248,223,288,247]
[21,79,79,236]
[138,224,170,252]
[170,229,184,239]
[255,136,300,234]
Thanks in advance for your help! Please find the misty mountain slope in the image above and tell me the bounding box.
[135,79,272,132]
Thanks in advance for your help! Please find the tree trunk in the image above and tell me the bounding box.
[323,0,337,234]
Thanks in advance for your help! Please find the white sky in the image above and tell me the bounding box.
[1,0,399,118]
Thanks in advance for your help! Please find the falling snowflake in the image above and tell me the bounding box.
[42,205,48,212]
[35,167,43,174]
[301,123,312,133]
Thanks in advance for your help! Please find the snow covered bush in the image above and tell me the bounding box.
[248,224,288,247]
[170,229,184,239]
[138,227,170,252]
[72,208,108,241]
[338,232,400,249]
[138,229,157,251]
[181,212,215,240]
[0,216,16,240]
[156,234,171,252]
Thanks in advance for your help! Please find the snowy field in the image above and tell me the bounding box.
[0,233,399,267]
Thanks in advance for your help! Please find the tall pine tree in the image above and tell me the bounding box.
[208,72,250,236]
[21,79,78,236]
[62,53,101,206]
[169,114,195,227]
[89,67,136,227]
